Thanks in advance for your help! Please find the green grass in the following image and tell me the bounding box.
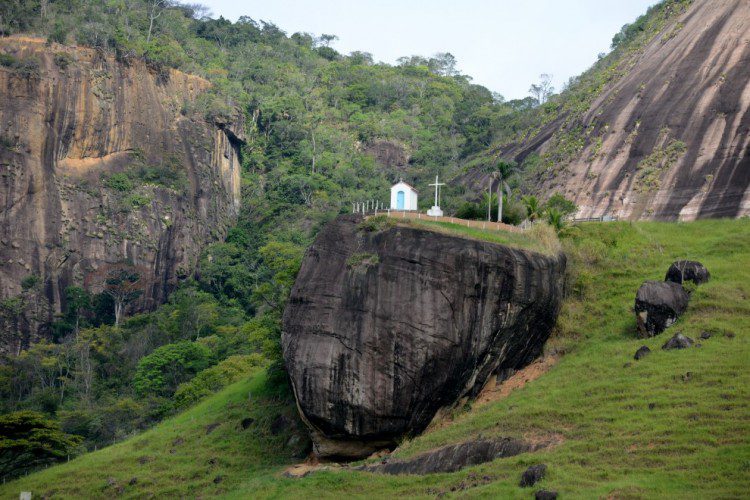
[402,219,561,255]
[0,371,309,499]
[3,219,749,498]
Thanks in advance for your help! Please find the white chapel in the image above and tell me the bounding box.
[390,180,418,211]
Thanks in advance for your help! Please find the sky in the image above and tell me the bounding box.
[199,0,658,100]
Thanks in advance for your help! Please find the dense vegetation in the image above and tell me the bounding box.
[0,0,700,482]
[2,218,747,497]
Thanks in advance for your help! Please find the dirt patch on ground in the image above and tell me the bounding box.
[476,355,559,407]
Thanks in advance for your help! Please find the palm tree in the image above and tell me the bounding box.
[495,161,515,223]
[523,195,542,222]
[546,207,564,232]
[485,161,516,222]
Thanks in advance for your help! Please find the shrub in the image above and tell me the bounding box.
[104,172,133,192]
[53,52,74,70]
[526,222,562,254]
[133,341,213,397]
[13,58,41,79]
[127,193,151,208]
[0,54,41,79]
[0,53,17,68]
[346,252,379,268]
[172,354,265,410]
[20,274,40,290]
[455,202,484,220]
[358,215,395,232]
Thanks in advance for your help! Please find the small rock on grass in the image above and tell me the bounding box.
[662,333,694,350]
[700,331,711,340]
[634,345,651,360]
[520,464,547,487]
[536,490,558,500]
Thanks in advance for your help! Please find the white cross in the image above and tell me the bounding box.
[429,175,445,208]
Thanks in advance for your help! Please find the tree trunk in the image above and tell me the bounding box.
[497,178,503,223]
[311,128,317,174]
[487,178,492,221]
[114,301,123,327]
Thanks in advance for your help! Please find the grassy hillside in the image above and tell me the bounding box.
[0,370,309,498]
[3,218,748,498]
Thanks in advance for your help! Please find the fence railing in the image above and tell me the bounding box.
[570,215,619,223]
[382,210,522,233]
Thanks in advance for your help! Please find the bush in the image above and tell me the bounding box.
[0,54,41,79]
[127,193,151,208]
[546,193,577,216]
[104,172,133,192]
[14,58,41,79]
[455,202,484,220]
[53,52,74,70]
[0,53,17,68]
[133,341,213,397]
[358,215,395,232]
[172,354,265,410]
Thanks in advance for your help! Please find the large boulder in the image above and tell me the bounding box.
[665,260,710,286]
[635,281,689,338]
[282,215,566,459]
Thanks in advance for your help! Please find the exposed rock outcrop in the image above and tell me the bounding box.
[282,215,566,459]
[0,37,243,354]
[464,0,750,221]
[359,437,537,475]
[665,260,710,285]
[635,281,689,337]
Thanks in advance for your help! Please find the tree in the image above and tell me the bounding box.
[429,52,458,77]
[494,161,516,223]
[146,0,169,43]
[529,73,555,105]
[317,33,338,47]
[86,264,150,326]
[545,207,565,232]
[523,195,542,221]
[546,193,577,217]
[0,411,81,480]
[64,286,91,337]
[133,341,212,397]
[252,241,303,313]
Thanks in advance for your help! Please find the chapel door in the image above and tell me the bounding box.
[397,191,405,210]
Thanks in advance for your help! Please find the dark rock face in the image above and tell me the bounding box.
[662,333,694,350]
[635,281,689,337]
[282,215,566,458]
[360,437,535,475]
[0,38,242,354]
[520,464,547,487]
[634,345,651,360]
[665,260,710,286]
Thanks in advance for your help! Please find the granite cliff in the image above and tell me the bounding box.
[0,37,243,353]
[282,216,565,459]
[464,0,750,220]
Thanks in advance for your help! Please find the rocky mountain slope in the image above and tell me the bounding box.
[282,216,565,458]
[0,37,243,353]
[467,0,750,220]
